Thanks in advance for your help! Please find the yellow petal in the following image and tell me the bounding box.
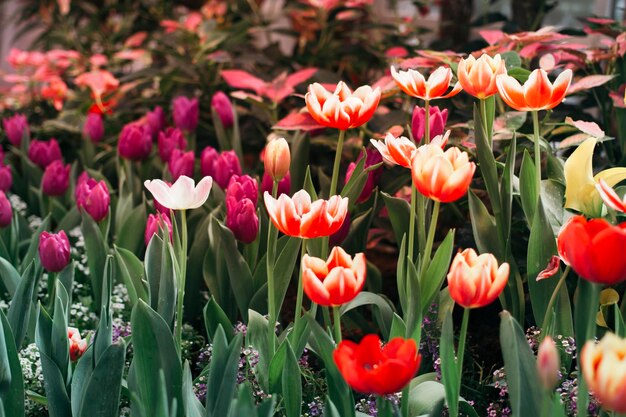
[564,137,599,215]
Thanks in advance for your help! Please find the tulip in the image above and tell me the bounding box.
[411,141,475,203]
[344,149,383,203]
[42,160,70,196]
[226,198,259,243]
[263,190,348,239]
[144,106,165,139]
[447,248,509,308]
[226,175,258,205]
[28,139,62,169]
[333,334,421,395]
[200,147,242,189]
[457,54,507,99]
[557,215,626,285]
[264,138,291,181]
[38,230,71,272]
[158,127,187,163]
[537,336,560,390]
[305,81,381,130]
[390,66,462,101]
[581,333,626,413]
[83,113,104,143]
[302,246,365,306]
[0,164,12,192]
[168,149,195,181]
[172,96,199,132]
[144,175,213,211]
[370,133,417,168]
[262,171,290,196]
[496,68,572,111]
[118,123,152,161]
[68,327,87,362]
[211,91,234,128]
[76,177,110,222]
[411,105,448,143]
[145,213,173,245]
[3,113,29,147]
[0,191,11,228]
[596,179,626,213]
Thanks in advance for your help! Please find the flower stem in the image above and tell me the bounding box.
[532,110,541,198]
[456,308,470,395]
[422,200,441,274]
[424,100,431,144]
[175,209,188,355]
[267,180,279,356]
[293,238,308,329]
[329,129,346,198]
[407,183,417,262]
[480,98,491,148]
[540,266,570,334]
[333,306,342,343]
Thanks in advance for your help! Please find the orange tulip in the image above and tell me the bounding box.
[390,66,462,101]
[581,333,626,413]
[447,249,509,309]
[305,82,381,130]
[496,68,572,111]
[370,133,416,168]
[411,141,475,203]
[457,54,507,99]
[302,246,366,306]
[263,190,348,238]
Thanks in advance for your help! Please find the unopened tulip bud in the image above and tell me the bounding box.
[411,105,448,143]
[0,191,12,227]
[201,147,241,189]
[42,160,70,196]
[537,336,560,390]
[168,149,195,180]
[264,138,291,181]
[118,123,152,161]
[145,213,173,245]
[226,198,259,243]
[38,231,71,272]
[3,114,29,147]
[83,113,104,143]
[0,164,12,192]
[76,177,110,222]
[172,96,199,132]
[68,327,87,361]
[211,91,234,128]
[28,139,62,169]
[158,127,187,163]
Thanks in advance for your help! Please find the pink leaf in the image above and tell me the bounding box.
[220,70,266,95]
[480,30,505,45]
[564,117,605,138]
[567,74,616,95]
[285,68,318,88]
[274,112,324,131]
[559,133,592,149]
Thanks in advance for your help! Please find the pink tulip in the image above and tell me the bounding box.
[158,127,187,163]
[42,160,70,196]
[0,191,12,227]
[344,148,383,203]
[172,96,199,132]
[3,114,29,147]
[211,91,234,128]
[39,230,70,272]
[144,106,165,139]
[0,165,12,192]
[145,213,173,245]
[411,105,448,143]
[200,147,241,189]
[83,113,104,143]
[68,327,87,361]
[76,176,110,222]
[168,149,195,180]
[226,175,258,205]
[226,198,259,243]
[262,171,291,196]
[118,123,152,161]
[28,139,62,169]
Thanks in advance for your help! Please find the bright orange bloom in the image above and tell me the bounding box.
[411,141,475,203]
[596,179,626,213]
[495,68,572,111]
[447,249,509,309]
[390,66,462,101]
[581,333,626,413]
[263,190,348,238]
[305,82,380,130]
[333,335,421,396]
[557,215,626,285]
[302,246,366,306]
[457,54,507,99]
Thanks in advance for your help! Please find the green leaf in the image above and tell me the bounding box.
[421,230,455,315]
[281,340,302,417]
[302,166,318,200]
[468,190,501,258]
[182,361,205,417]
[405,258,421,342]
[440,308,459,417]
[114,245,148,306]
[7,261,37,348]
[499,310,544,417]
[501,51,522,69]
[474,103,501,215]
[246,310,271,391]
[409,380,446,416]
[38,352,71,417]
[0,258,20,297]
[381,192,410,248]
[115,202,147,254]
[203,297,234,344]
[21,215,50,274]
[82,213,108,310]
[519,150,538,224]
[206,326,242,417]
[0,311,24,417]
[272,236,301,316]
[144,235,177,328]
[500,133,517,238]
[340,291,394,338]
[508,67,531,83]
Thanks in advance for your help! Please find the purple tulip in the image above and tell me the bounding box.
[118,123,152,161]
[411,105,448,143]
[145,213,173,246]
[226,198,259,243]
[168,149,195,180]
[158,127,187,163]
[262,171,290,196]
[226,175,258,205]
[38,231,71,272]
[211,91,234,128]
[3,114,29,147]
[42,160,70,196]
[0,191,12,227]
[28,139,62,168]
[200,147,241,189]
[76,176,110,222]
[144,106,165,139]
[83,113,104,143]
[0,164,12,192]
[344,148,383,203]
[172,96,199,132]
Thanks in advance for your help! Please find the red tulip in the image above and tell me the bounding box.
[68,327,87,361]
[333,334,421,395]
[391,66,461,101]
[496,68,572,111]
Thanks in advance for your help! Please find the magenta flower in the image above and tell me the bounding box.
[3,114,29,147]
[0,164,12,192]
[226,198,259,243]
[172,96,199,132]
[118,123,152,161]
[83,113,104,143]
[0,191,12,227]
[411,105,448,143]
[28,139,62,169]
[145,213,173,246]
[168,149,195,181]
[39,231,71,273]
[345,148,383,203]
[42,160,70,196]
[211,91,234,128]
[200,147,241,189]
[76,176,110,222]
[158,127,187,163]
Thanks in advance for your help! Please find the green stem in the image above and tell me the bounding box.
[424,100,431,144]
[267,181,279,356]
[540,266,570,334]
[332,306,342,343]
[417,193,427,257]
[532,110,541,198]
[480,98,491,148]
[401,385,409,417]
[456,308,470,393]
[293,238,308,328]
[407,184,417,262]
[329,129,346,198]
[175,209,188,355]
[422,200,441,273]
[541,390,552,417]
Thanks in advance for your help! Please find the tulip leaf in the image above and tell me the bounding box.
[7,261,37,349]
[409,380,446,415]
[389,313,407,339]
[499,310,544,417]
[281,340,302,417]
[341,152,368,209]
[21,214,50,273]
[272,236,301,317]
[421,230,455,316]
[340,291,394,338]
[115,201,146,254]
[501,51,522,69]
[519,150,538,224]
[381,192,411,249]
[114,245,148,306]
[203,297,233,344]
[144,235,177,328]
[206,326,242,417]
[440,308,459,417]
[467,190,502,258]
[290,132,309,194]
[246,310,271,391]
[0,257,20,297]
[342,204,376,254]
[474,103,500,212]
[500,133,516,238]
[405,258,422,343]
[507,67,531,83]
[0,311,24,417]
[303,167,318,200]
[182,361,204,417]
[81,213,108,311]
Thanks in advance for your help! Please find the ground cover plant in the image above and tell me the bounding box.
[1,1,626,416]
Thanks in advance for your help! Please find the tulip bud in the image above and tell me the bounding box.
[118,123,152,161]
[226,198,259,243]
[144,106,165,139]
[28,139,62,169]
[226,175,258,205]
[0,191,12,227]
[262,171,290,196]
[42,160,70,196]
[158,127,187,163]
[3,113,29,147]
[83,113,104,143]
[145,213,173,245]
[39,230,71,272]
[68,327,87,361]
[211,91,234,128]
[537,336,560,390]
[76,177,110,222]
[168,149,195,180]
[0,164,12,192]
[201,147,241,189]
[345,148,383,203]
[172,96,199,132]
[411,105,448,143]
[264,138,291,181]
[200,146,219,177]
